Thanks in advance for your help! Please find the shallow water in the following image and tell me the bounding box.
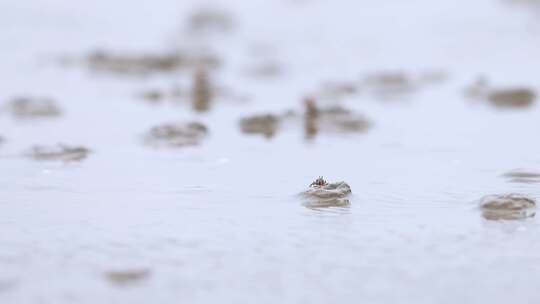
[2,0,540,303]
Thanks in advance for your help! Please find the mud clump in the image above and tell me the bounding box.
[488,88,536,108]
[363,72,415,96]
[315,81,358,100]
[105,269,150,287]
[137,70,247,110]
[27,144,91,162]
[139,89,165,103]
[137,84,247,108]
[302,177,352,208]
[4,97,61,118]
[86,50,183,75]
[245,61,283,78]
[479,194,536,220]
[480,194,535,210]
[144,122,208,148]
[239,98,370,140]
[502,169,540,184]
[188,8,235,33]
[240,114,280,138]
[464,78,536,109]
[361,71,444,97]
[418,70,449,83]
[313,70,446,101]
[303,98,370,139]
[84,49,219,76]
[362,70,448,99]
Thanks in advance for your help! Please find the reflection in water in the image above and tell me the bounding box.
[303,198,351,209]
[304,98,319,139]
[191,68,212,112]
[482,209,536,220]
[104,269,151,287]
[303,114,318,140]
[303,203,351,217]
[144,122,208,148]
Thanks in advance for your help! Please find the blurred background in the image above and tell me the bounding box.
[1,0,540,303]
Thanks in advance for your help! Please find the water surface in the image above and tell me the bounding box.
[1,0,540,303]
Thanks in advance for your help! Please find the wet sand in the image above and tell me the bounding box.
[1,0,540,303]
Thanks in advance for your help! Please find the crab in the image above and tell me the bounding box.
[310,176,328,187]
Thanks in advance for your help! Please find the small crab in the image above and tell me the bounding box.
[310,176,328,187]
